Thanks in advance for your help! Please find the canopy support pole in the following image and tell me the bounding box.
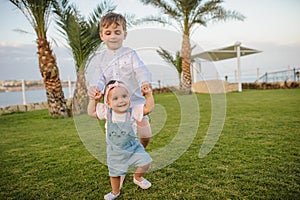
[236,42,242,92]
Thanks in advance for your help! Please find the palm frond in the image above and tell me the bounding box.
[192,0,245,26]
[135,15,172,27]
[9,0,54,38]
[140,0,182,19]
[210,8,246,22]
[53,0,115,71]
[156,47,182,74]
[123,13,137,29]
[157,47,176,66]
[13,28,34,35]
[138,0,245,34]
[87,0,116,26]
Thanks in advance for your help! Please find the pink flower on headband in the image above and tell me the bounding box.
[104,81,128,104]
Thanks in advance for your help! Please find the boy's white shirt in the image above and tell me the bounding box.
[91,46,152,107]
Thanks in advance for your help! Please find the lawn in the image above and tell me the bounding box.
[1,89,299,199]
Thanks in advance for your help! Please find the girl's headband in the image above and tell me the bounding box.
[104,81,128,104]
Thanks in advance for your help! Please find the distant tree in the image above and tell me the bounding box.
[53,0,115,114]
[139,0,245,93]
[156,47,182,88]
[9,0,69,117]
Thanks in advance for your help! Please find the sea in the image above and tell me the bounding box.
[0,88,73,107]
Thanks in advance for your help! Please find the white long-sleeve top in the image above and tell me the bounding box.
[91,46,152,106]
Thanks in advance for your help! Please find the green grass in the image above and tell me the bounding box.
[1,89,299,199]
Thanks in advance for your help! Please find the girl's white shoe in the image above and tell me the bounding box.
[133,177,152,189]
[104,192,120,200]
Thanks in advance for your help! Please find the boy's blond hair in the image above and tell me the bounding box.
[100,12,127,32]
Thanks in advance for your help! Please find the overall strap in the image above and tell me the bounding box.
[107,108,113,122]
[125,108,132,121]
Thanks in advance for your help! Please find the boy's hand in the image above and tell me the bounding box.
[141,82,152,96]
[88,86,102,100]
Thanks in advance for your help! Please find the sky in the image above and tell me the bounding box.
[0,0,300,84]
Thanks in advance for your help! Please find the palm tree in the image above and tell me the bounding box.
[53,0,115,114]
[9,0,69,117]
[156,47,182,88]
[139,0,245,93]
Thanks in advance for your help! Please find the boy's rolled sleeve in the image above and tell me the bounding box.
[131,50,152,86]
[90,54,106,92]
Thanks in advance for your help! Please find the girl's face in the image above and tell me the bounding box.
[107,87,130,113]
[100,23,127,50]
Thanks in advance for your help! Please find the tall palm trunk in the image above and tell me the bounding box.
[37,37,68,117]
[72,68,88,115]
[181,33,192,93]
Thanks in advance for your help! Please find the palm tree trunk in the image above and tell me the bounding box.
[37,38,69,117]
[179,72,182,89]
[72,68,88,115]
[181,33,192,93]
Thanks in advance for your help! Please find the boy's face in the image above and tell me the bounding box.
[100,23,127,51]
[107,87,130,114]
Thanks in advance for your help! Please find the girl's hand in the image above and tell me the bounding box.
[88,86,102,100]
[141,82,152,96]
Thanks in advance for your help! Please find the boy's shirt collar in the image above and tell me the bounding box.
[107,46,125,56]
[104,46,132,59]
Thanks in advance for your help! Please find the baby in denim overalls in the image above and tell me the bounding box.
[88,80,154,200]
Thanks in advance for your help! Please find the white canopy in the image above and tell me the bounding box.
[191,42,262,92]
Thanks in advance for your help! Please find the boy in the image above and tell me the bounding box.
[89,12,152,148]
